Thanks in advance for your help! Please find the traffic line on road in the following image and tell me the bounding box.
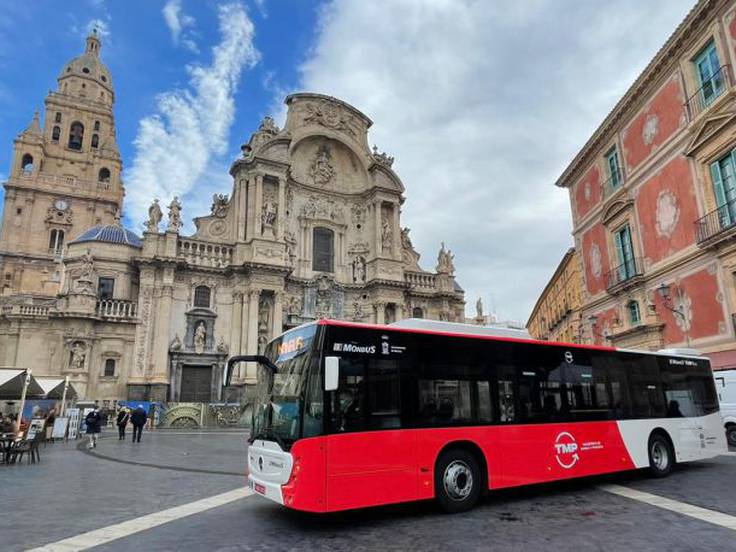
[26,487,253,552]
[599,484,736,532]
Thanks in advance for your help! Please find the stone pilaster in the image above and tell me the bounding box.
[246,289,260,382]
[273,291,283,337]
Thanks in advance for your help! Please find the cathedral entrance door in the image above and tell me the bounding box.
[180,366,212,402]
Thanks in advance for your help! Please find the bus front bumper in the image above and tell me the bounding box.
[248,473,284,505]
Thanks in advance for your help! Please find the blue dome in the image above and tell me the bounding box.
[70,224,142,248]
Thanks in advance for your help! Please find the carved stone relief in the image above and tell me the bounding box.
[300,195,345,223]
[211,194,229,218]
[303,100,359,138]
[309,144,336,186]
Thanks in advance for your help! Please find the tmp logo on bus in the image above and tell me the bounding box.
[554,431,579,469]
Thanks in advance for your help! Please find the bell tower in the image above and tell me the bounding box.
[0,30,124,297]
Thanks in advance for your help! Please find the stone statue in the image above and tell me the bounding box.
[170,334,182,351]
[216,337,229,354]
[194,321,206,354]
[70,342,86,370]
[145,199,163,232]
[381,217,392,253]
[309,144,335,186]
[80,249,95,281]
[210,194,229,218]
[436,242,455,275]
[259,116,279,134]
[476,297,484,319]
[261,198,277,235]
[352,256,366,283]
[167,196,183,232]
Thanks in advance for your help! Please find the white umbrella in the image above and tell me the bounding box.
[0,369,44,399]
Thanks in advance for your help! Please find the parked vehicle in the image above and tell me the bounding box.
[713,368,736,446]
[227,319,726,514]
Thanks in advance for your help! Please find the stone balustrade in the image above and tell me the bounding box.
[405,271,437,289]
[0,304,52,317]
[177,238,233,268]
[97,299,137,319]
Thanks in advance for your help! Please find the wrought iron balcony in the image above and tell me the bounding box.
[606,257,644,293]
[695,198,736,245]
[685,65,732,121]
[601,168,624,200]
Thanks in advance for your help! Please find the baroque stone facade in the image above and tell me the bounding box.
[0,34,465,402]
[556,0,736,369]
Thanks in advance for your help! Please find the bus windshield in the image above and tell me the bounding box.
[251,323,318,447]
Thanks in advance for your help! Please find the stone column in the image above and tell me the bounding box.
[392,203,400,259]
[245,176,255,241]
[374,202,382,257]
[230,291,243,356]
[246,289,260,382]
[375,302,386,324]
[152,269,174,381]
[239,292,250,380]
[237,178,247,241]
[276,177,286,241]
[273,291,283,337]
[254,173,264,237]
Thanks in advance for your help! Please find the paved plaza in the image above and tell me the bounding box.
[0,430,734,551]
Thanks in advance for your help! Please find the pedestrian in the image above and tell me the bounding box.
[130,404,147,443]
[85,407,102,449]
[116,406,130,440]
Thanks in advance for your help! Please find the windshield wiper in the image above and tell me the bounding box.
[249,428,287,450]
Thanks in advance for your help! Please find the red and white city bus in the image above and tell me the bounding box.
[225,318,726,513]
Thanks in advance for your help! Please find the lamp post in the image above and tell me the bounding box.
[60,375,70,417]
[656,283,691,347]
[15,369,32,436]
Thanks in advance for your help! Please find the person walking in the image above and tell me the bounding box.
[116,406,130,440]
[85,407,102,449]
[130,404,147,443]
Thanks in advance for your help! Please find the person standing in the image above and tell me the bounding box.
[130,405,147,443]
[85,407,102,449]
[116,406,130,440]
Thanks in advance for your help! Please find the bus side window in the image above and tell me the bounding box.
[330,357,366,433]
[498,379,515,422]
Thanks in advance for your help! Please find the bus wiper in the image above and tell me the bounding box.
[249,428,287,450]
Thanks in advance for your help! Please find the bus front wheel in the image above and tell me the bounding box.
[648,433,674,478]
[726,425,736,447]
[435,448,482,513]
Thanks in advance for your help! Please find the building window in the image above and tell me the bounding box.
[313,227,334,272]
[91,134,99,148]
[20,154,33,175]
[52,126,61,141]
[55,112,62,123]
[629,300,641,326]
[412,307,424,319]
[97,277,114,300]
[194,285,211,308]
[48,229,64,255]
[98,167,110,182]
[694,40,724,108]
[606,146,621,190]
[68,121,84,150]
[709,149,736,228]
[104,359,116,377]
[94,120,100,131]
[614,224,636,281]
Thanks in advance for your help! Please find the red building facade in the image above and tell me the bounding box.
[557,0,736,370]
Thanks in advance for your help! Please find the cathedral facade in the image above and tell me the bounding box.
[0,33,465,403]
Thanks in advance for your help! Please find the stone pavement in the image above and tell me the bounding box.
[1,431,735,552]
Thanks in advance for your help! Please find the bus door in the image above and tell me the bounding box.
[324,354,418,510]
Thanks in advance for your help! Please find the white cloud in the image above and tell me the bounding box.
[297,0,695,322]
[126,2,259,231]
[163,0,199,53]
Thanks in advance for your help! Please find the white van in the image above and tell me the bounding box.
[713,369,736,447]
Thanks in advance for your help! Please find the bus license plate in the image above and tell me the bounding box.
[254,483,266,495]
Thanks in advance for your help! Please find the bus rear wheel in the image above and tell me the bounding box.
[648,433,674,478]
[435,448,482,513]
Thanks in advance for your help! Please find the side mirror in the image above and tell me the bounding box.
[325,356,340,391]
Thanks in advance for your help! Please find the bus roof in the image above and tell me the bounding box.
[312,319,708,361]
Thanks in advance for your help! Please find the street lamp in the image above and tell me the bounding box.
[656,282,691,347]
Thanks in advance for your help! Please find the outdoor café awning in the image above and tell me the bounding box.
[0,369,44,400]
[35,377,78,400]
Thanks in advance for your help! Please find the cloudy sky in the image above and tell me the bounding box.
[0,0,696,322]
